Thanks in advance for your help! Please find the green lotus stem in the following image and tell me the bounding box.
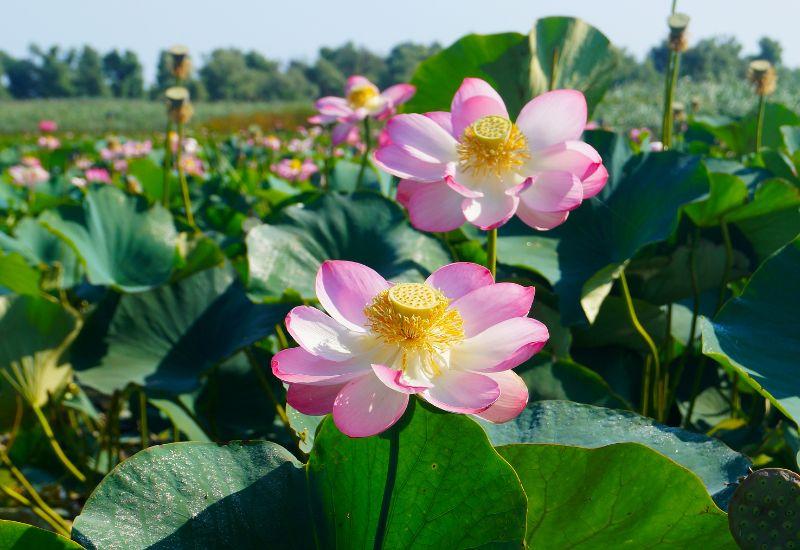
[275,324,290,351]
[373,422,400,550]
[667,225,701,412]
[139,388,149,450]
[619,270,662,419]
[661,50,681,149]
[0,448,71,534]
[31,404,86,483]
[717,219,733,313]
[7,394,23,451]
[486,228,498,278]
[683,358,707,428]
[176,121,196,229]
[755,94,767,153]
[641,355,652,417]
[671,0,678,13]
[172,418,181,443]
[356,117,372,189]
[0,483,70,537]
[162,119,173,207]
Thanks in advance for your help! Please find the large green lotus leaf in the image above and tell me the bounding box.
[40,185,177,292]
[528,16,616,114]
[702,239,800,426]
[307,399,527,548]
[498,443,736,548]
[404,32,530,118]
[518,357,629,408]
[0,251,40,296]
[0,218,83,288]
[71,441,311,550]
[0,295,75,414]
[498,152,709,325]
[0,519,83,549]
[71,266,291,395]
[482,400,750,509]
[246,192,450,300]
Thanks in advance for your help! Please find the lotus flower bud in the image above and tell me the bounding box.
[667,13,690,52]
[168,45,192,81]
[748,60,777,96]
[672,101,686,123]
[690,96,701,113]
[165,86,193,124]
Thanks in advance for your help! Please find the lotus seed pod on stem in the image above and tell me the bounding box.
[165,86,193,124]
[168,44,192,81]
[748,59,777,96]
[728,468,800,549]
[667,13,690,52]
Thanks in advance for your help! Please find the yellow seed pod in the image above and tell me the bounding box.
[388,283,442,318]
[471,115,512,146]
[168,45,191,80]
[748,60,777,96]
[165,86,193,123]
[667,13,690,52]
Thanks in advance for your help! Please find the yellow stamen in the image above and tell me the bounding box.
[364,283,464,377]
[289,159,303,171]
[457,115,530,178]
[347,85,380,109]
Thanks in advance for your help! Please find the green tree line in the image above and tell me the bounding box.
[0,36,785,102]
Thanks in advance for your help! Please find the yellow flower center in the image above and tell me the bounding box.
[457,115,530,178]
[289,159,303,171]
[347,85,380,110]
[364,283,464,377]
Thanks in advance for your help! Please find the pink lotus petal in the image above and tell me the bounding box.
[451,283,535,337]
[515,205,570,230]
[333,374,409,437]
[423,370,500,413]
[445,175,483,199]
[272,347,368,384]
[373,145,448,182]
[516,90,587,150]
[520,171,584,213]
[385,114,458,163]
[451,317,549,373]
[287,379,356,416]
[315,260,390,332]
[345,75,375,95]
[462,192,519,230]
[581,163,609,199]
[315,96,352,118]
[380,83,416,106]
[473,371,529,423]
[402,180,467,232]
[425,111,454,136]
[371,364,428,394]
[425,262,494,300]
[529,141,602,179]
[285,305,360,361]
[451,78,509,137]
[332,122,358,146]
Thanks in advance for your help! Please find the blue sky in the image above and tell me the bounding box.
[5,0,797,82]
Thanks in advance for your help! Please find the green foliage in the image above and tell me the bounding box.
[0,520,82,549]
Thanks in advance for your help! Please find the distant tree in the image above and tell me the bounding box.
[73,46,108,97]
[200,48,261,100]
[31,45,75,97]
[3,56,39,98]
[383,42,441,87]
[103,50,144,98]
[306,58,346,96]
[681,37,744,79]
[319,42,387,84]
[611,47,658,85]
[754,37,782,66]
[276,62,318,100]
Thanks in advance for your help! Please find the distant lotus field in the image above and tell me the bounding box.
[0,11,799,550]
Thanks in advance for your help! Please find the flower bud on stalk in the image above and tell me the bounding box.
[165,86,193,124]
[748,60,777,96]
[661,13,690,149]
[168,45,192,81]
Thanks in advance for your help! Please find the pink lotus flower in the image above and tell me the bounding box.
[311,76,416,145]
[169,133,199,155]
[38,120,57,133]
[650,141,665,152]
[37,136,60,150]
[263,135,281,151]
[9,163,49,187]
[374,78,608,231]
[113,159,129,173]
[271,158,318,182]
[180,155,205,177]
[272,261,548,437]
[629,127,652,145]
[85,168,111,184]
